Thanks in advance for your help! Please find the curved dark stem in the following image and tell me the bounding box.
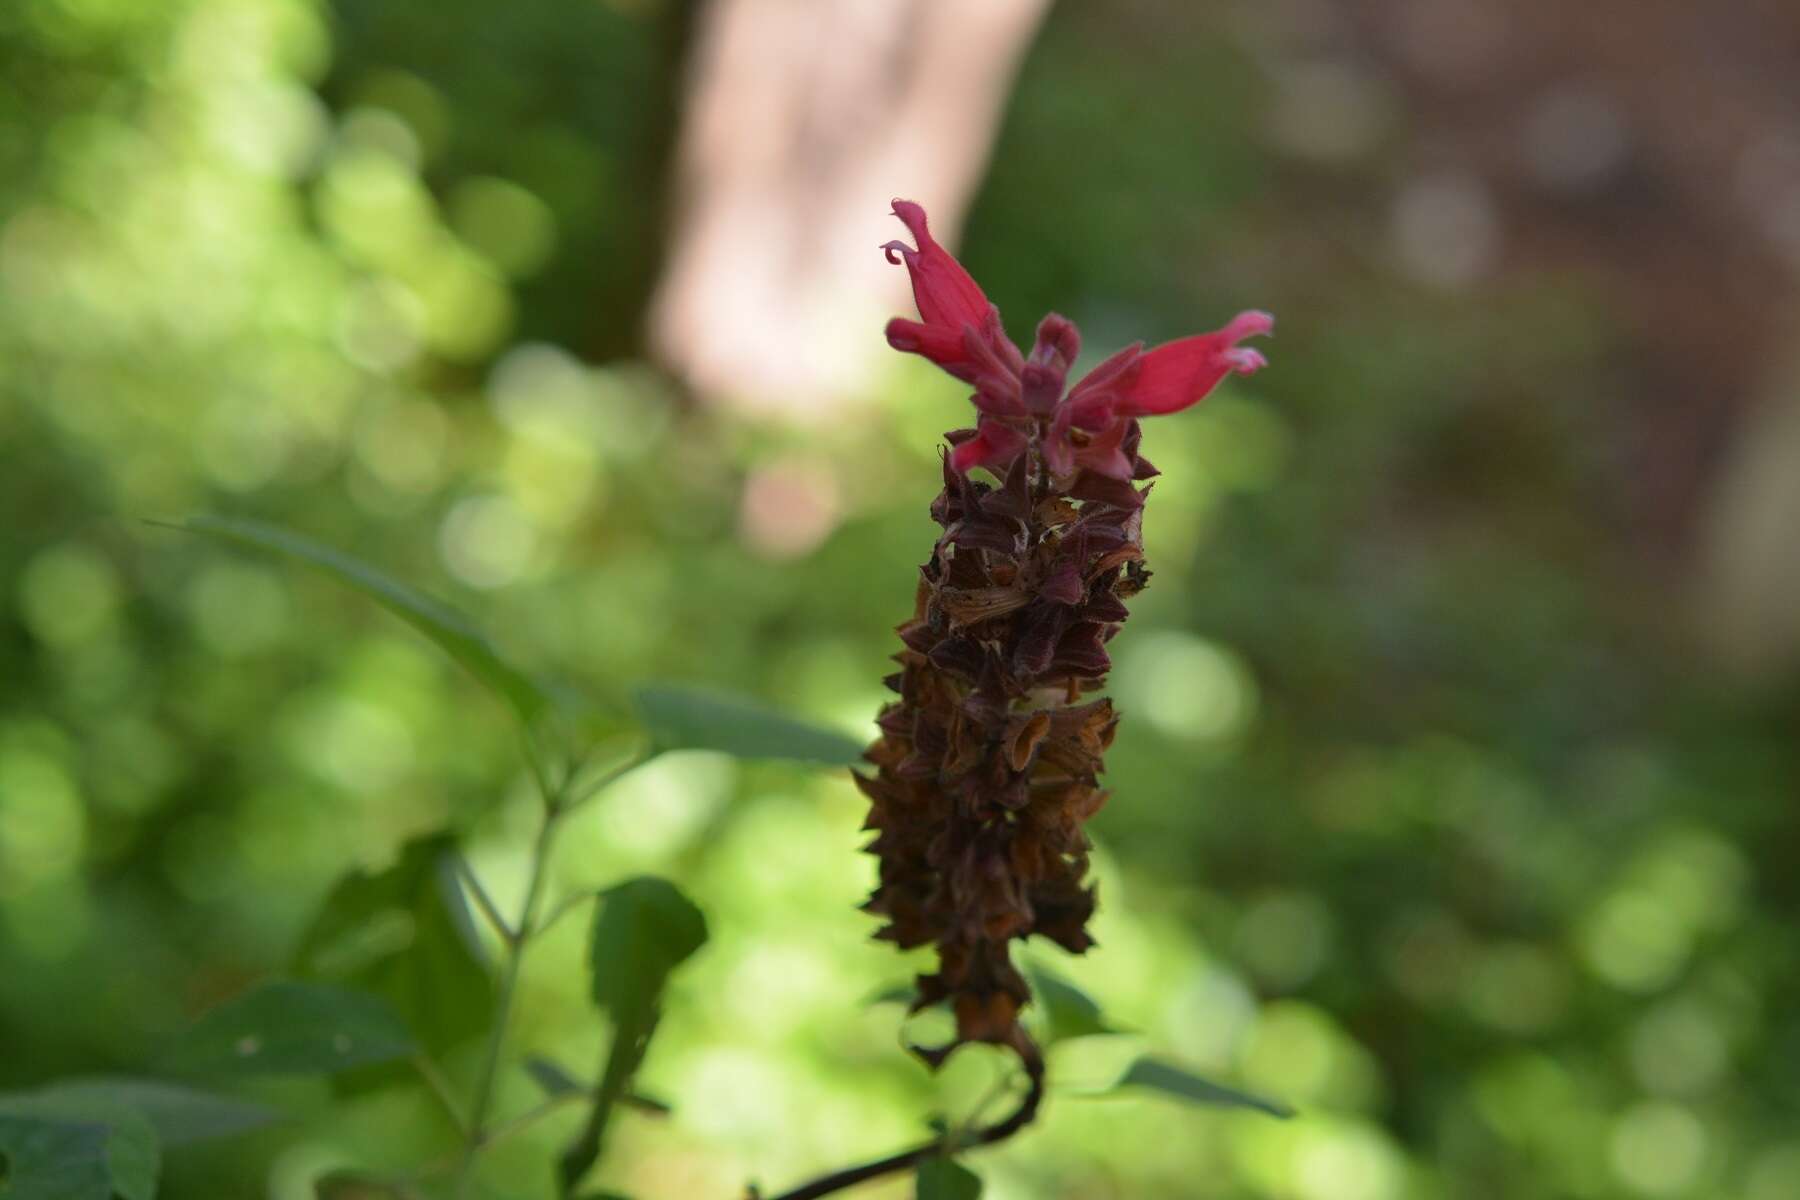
[758,1038,1046,1200]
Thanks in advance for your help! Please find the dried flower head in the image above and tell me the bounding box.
[859,199,1272,1064]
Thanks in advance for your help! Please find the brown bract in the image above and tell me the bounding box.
[856,422,1159,1063]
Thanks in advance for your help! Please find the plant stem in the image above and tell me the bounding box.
[453,792,564,1199]
[757,1037,1045,1200]
[412,1052,472,1135]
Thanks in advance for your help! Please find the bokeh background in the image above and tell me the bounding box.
[5,0,1800,1197]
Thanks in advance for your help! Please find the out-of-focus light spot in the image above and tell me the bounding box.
[1380,908,1472,1006]
[414,244,513,362]
[1293,1124,1404,1200]
[1473,1053,1581,1142]
[1389,0,1510,87]
[1630,999,1729,1096]
[676,1048,795,1140]
[1267,62,1391,164]
[315,146,436,271]
[1238,892,1334,991]
[18,542,121,647]
[1736,136,1800,274]
[1578,887,1695,992]
[591,751,733,863]
[1240,1002,1341,1102]
[1390,172,1500,290]
[738,458,841,560]
[1462,942,1569,1034]
[186,562,291,656]
[722,942,839,1038]
[210,81,326,178]
[1523,86,1630,193]
[199,396,299,491]
[282,694,417,792]
[352,395,451,497]
[1748,1143,1800,1200]
[0,747,88,894]
[451,177,557,278]
[1160,964,1258,1066]
[491,344,602,436]
[1192,396,1291,494]
[351,70,450,162]
[439,494,537,589]
[504,435,605,527]
[1115,632,1257,743]
[338,107,423,174]
[1609,1101,1707,1195]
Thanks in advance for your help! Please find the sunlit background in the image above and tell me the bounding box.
[4,0,1800,1197]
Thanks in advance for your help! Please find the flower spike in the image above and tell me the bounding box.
[867,200,1273,1060]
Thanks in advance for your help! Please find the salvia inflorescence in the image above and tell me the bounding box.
[858,199,1272,1070]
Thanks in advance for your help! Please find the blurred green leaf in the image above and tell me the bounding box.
[1117,1057,1292,1118]
[587,876,708,1034]
[168,981,414,1077]
[634,684,864,766]
[0,1116,110,1200]
[164,515,549,733]
[0,1096,157,1200]
[294,836,494,1057]
[314,1170,425,1199]
[525,1056,585,1098]
[866,983,919,1007]
[5,1078,274,1146]
[1022,962,1120,1043]
[916,1155,982,1200]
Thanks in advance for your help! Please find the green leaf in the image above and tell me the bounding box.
[293,836,494,1057]
[168,981,415,1077]
[916,1155,982,1200]
[1118,1057,1293,1119]
[866,983,919,1007]
[0,1116,110,1200]
[524,1056,585,1098]
[587,877,708,1035]
[0,1095,157,1200]
[634,685,864,766]
[4,1078,273,1147]
[1022,962,1119,1043]
[164,516,548,733]
[313,1170,425,1199]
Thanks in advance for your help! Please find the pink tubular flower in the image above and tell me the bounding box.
[882,200,1271,476]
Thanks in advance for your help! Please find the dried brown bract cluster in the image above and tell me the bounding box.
[858,430,1158,1061]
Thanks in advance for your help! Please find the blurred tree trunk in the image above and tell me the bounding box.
[647,0,1051,415]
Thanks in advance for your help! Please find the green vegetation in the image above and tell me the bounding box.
[3,1,1797,1199]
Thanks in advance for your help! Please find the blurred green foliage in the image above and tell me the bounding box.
[4,1,1800,1199]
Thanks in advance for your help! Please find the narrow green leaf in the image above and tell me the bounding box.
[1118,1057,1293,1118]
[5,1078,275,1146]
[633,685,864,766]
[294,836,494,1057]
[1022,962,1119,1043]
[587,877,708,1034]
[524,1056,585,1098]
[164,515,547,732]
[916,1155,982,1200]
[0,1115,111,1200]
[168,981,414,1077]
